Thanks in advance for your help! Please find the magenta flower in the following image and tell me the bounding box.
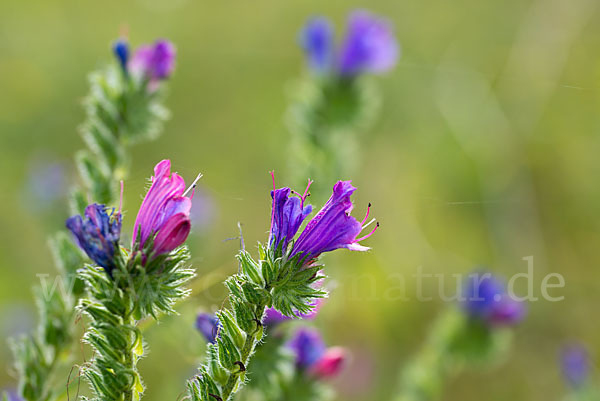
[308,347,346,379]
[66,204,121,277]
[290,180,377,262]
[133,160,194,260]
[130,39,176,85]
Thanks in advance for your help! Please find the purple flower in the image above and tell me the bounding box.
[290,180,377,262]
[561,344,589,388]
[4,390,24,401]
[300,17,334,72]
[287,328,346,379]
[299,10,399,77]
[263,299,323,327]
[196,313,220,344]
[462,272,525,326]
[287,328,327,369]
[133,160,193,261]
[112,38,129,73]
[130,39,176,84]
[338,10,399,76]
[66,204,121,277]
[269,173,313,251]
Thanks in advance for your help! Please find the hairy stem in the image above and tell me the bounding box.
[220,304,267,400]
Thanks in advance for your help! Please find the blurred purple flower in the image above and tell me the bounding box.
[130,39,176,86]
[461,272,525,326]
[338,10,399,76]
[133,160,193,261]
[299,10,399,77]
[4,390,23,401]
[263,299,323,327]
[291,180,377,262]
[561,344,590,388]
[112,38,129,73]
[25,158,67,210]
[300,17,334,72]
[66,204,121,277]
[287,327,346,380]
[196,313,220,344]
[288,327,327,369]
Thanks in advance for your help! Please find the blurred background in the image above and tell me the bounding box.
[2,0,600,400]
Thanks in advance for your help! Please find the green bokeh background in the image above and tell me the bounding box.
[1,0,600,400]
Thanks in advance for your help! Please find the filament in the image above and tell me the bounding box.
[183,173,203,197]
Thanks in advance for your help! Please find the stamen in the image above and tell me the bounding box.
[269,171,276,234]
[301,179,313,202]
[183,173,203,197]
[362,218,376,229]
[270,170,276,191]
[360,203,372,226]
[355,222,379,243]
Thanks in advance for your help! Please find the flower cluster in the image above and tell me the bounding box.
[300,10,399,77]
[461,272,526,326]
[287,327,346,380]
[66,159,195,275]
[112,38,176,86]
[269,174,378,265]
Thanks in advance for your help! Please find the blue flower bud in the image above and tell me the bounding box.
[112,38,129,73]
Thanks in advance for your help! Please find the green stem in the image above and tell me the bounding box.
[220,304,267,401]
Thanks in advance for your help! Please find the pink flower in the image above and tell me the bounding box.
[133,160,195,260]
[308,347,347,379]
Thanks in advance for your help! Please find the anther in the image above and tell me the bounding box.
[355,221,379,242]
